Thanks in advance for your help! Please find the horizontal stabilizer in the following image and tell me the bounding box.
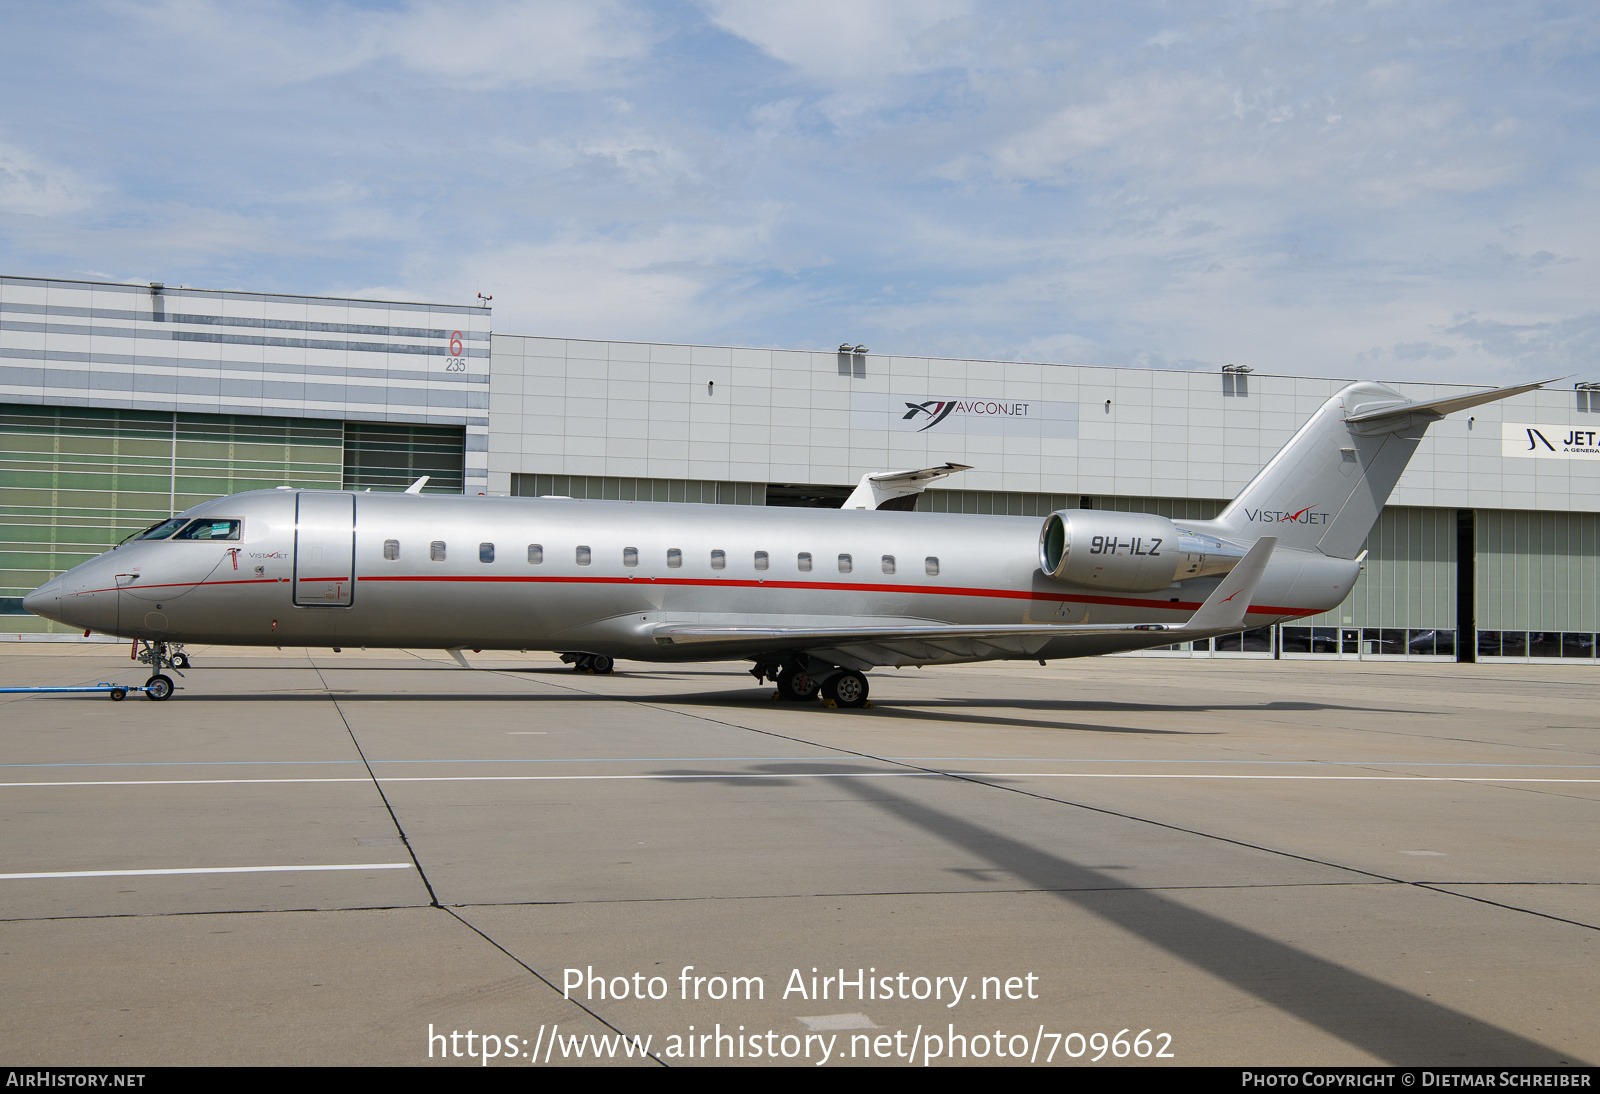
[1345,378,1555,424]
[1177,537,1276,632]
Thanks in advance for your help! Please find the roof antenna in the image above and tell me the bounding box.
[404,476,430,494]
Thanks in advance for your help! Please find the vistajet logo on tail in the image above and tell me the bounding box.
[1244,505,1328,525]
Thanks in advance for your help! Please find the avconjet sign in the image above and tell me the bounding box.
[849,393,1079,439]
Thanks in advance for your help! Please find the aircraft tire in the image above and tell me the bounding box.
[775,667,817,702]
[145,674,174,701]
[825,670,869,708]
[590,655,615,675]
[171,653,189,669]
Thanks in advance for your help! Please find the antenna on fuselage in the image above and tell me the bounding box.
[404,476,430,495]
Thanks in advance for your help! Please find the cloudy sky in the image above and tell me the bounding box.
[1,1,1596,383]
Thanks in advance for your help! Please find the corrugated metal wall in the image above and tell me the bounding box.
[1477,510,1600,631]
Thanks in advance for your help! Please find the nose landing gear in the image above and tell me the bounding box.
[133,639,183,701]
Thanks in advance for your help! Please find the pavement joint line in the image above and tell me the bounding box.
[313,664,441,908]
[439,906,667,1067]
[0,863,415,880]
[5,773,1600,788]
[6,757,1600,768]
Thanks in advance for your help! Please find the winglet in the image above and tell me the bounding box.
[1179,537,1277,632]
[404,476,430,495]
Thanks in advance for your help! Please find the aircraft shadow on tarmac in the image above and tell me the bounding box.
[645,762,1581,1067]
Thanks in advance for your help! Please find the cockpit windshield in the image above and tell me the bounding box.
[172,519,242,541]
[133,517,189,542]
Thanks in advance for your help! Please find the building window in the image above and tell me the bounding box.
[383,540,399,561]
[623,547,638,567]
[797,552,812,572]
[667,548,682,568]
[754,551,769,571]
[838,553,852,573]
[881,555,895,575]
[711,550,726,570]
[430,541,446,562]
[479,542,494,563]
[925,556,939,576]
[576,545,591,565]
[528,544,543,564]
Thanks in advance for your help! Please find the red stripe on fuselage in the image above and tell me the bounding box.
[75,573,1316,619]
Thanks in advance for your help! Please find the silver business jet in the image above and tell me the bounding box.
[23,379,1543,704]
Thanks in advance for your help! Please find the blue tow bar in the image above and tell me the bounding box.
[0,683,155,701]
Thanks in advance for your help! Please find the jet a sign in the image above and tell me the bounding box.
[851,393,1078,438]
[1502,423,1600,460]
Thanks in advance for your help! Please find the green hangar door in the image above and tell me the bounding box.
[294,493,355,607]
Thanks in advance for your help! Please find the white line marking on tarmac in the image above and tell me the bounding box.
[0,863,415,880]
[1,773,1598,788]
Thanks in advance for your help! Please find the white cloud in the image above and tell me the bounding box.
[119,0,653,89]
[698,0,973,85]
[0,141,98,216]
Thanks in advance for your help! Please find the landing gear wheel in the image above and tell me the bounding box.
[145,674,174,701]
[775,667,818,702]
[589,655,615,675]
[170,653,189,669]
[824,670,869,708]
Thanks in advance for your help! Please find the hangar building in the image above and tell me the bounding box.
[4,274,1596,664]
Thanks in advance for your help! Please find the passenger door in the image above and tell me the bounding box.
[294,493,355,607]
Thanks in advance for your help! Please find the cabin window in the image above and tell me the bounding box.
[173,518,242,541]
[667,548,682,568]
[528,544,543,564]
[881,555,896,575]
[383,540,399,561]
[711,550,726,570]
[624,547,638,567]
[430,541,446,562]
[576,545,591,566]
[838,553,853,573]
[754,551,769,571]
[925,556,940,576]
[797,552,812,572]
[479,542,495,563]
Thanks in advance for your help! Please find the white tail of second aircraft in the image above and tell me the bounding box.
[1211,378,1547,559]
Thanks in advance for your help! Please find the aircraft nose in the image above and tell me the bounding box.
[22,576,64,622]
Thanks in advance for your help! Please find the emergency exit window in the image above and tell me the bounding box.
[430,541,446,562]
[479,543,494,563]
[383,540,399,561]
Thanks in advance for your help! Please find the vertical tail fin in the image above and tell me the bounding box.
[1213,378,1548,559]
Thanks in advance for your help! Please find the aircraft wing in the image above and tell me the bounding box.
[650,539,1277,667]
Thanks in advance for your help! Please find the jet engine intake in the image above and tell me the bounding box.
[1038,511,1248,592]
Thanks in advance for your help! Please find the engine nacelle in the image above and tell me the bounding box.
[1037,511,1248,592]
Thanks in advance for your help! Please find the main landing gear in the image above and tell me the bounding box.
[132,638,184,701]
[753,660,870,709]
[560,652,615,674]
